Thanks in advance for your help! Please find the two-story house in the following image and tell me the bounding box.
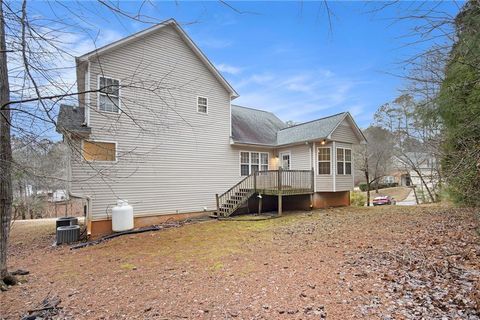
[57,19,366,236]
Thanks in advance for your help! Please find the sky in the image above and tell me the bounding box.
[27,1,461,131]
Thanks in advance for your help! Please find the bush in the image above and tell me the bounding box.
[358,182,398,192]
[350,191,366,207]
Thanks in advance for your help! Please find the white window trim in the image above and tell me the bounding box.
[97,75,121,114]
[196,96,208,114]
[82,139,118,163]
[336,147,352,176]
[317,146,332,176]
[279,151,292,170]
[239,151,269,176]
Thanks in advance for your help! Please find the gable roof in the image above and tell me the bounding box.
[77,19,238,98]
[231,107,366,147]
[231,105,286,145]
[277,112,348,146]
[56,105,91,135]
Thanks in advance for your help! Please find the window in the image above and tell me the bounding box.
[280,152,291,170]
[98,76,120,113]
[260,153,268,171]
[384,176,395,184]
[240,152,250,176]
[83,140,116,162]
[197,96,208,113]
[318,147,331,175]
[240,151,269,176]
[336,148,352,175]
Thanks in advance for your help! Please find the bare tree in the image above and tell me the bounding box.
[0,0,13,284]
[354,126,394,206]
[0,0,191,287]
[374,94,442,202]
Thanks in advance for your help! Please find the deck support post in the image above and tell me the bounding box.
[278,194,283,216]
[258,194,263,215]
[215,193,220,216]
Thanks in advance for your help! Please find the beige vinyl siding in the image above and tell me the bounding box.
[278,144,311,171]
[314,141,334,191]
[71,25,240,218]
[331,118,359,144]
[335,142,354,191]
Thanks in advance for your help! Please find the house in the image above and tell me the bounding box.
[56,19,367,237]
[383,152,439,189]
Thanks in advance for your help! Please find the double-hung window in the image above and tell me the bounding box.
[240,151,269,176]
[197,97,208,113]
[336,148,352,175]
[99,76,120,113]
[318,147,331,175]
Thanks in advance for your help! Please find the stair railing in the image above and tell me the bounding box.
[216,174,255,215]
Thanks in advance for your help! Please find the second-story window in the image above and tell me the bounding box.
[197,96,208,114]
[99,76,120,113]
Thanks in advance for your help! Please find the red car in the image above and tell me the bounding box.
[372,196,396,206]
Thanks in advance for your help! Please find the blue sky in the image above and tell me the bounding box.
[28,1,461,130]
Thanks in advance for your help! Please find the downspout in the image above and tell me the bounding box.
[85,61,91,126]
[69,191,92,235]
[65,131,93,235]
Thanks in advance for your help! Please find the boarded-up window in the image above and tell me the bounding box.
[83,141,116,161]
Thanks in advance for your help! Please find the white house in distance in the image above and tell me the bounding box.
[57,19,366,237]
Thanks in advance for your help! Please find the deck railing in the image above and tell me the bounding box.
[216,168,314,215]
[255,169,314,195]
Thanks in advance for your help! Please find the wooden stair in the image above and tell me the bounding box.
[217,188,255,217]
[215,169,314,217]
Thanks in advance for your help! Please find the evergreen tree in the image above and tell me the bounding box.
[438,0,480,205]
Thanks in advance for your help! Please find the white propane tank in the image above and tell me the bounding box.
[111,200,134,232]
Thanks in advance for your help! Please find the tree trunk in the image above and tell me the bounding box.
[365,171,371,207]
[0,0,13,280]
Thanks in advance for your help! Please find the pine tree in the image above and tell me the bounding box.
[438,0,480,205]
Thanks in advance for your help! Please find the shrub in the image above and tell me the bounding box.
[359,182,398,192]
[350,191,366,207]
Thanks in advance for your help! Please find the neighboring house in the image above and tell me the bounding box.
[56,19,367,236]
[384,152,439,190]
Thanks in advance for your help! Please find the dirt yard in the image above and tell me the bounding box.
[2,205,480,319]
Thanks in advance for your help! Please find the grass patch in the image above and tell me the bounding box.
[120,263,137,270]
[210,261,224,271]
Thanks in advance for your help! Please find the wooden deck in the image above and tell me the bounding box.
[216,169,314,217]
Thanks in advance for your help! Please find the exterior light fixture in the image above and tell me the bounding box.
[320,139,326,145]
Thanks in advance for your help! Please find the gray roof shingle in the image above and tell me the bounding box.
[231,105,349,146]
[231,105,286,145]
[56,105,91,135]
[276,112,347,146]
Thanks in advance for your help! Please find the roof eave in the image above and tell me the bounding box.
[231,140,276,148]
